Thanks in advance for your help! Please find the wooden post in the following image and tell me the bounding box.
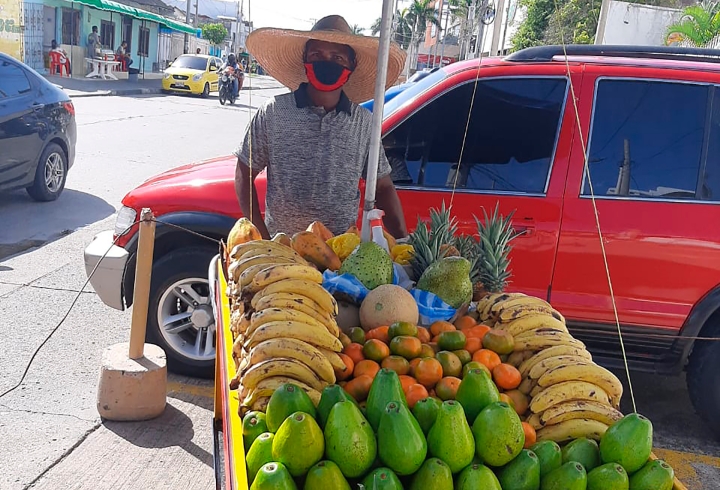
[129,208,156,359]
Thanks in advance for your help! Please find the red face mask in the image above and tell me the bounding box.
[304,61,353,92]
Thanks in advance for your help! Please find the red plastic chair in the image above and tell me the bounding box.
[49,51,69,77]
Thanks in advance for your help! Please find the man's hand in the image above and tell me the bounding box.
[376,175,408,239]
[235,159,271,239]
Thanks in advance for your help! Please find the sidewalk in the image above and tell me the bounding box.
[46,74,284,98]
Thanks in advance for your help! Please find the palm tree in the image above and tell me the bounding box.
[405,0,441,75]
[351,24,365,35]
[666,1,720,47]
[371,10,413,49]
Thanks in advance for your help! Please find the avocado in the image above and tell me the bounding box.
[599,413,653,474]
[303,460,350,490]
[629,459,674,490]
[562,437,601,471]
[409,458,454,490]
[265,383,317,433]
[365,368,407,432]
[317,384,359,429]
[339,242,393,290]
[246,432,274,484]
[412,396,441,435]
[455,368,500,424]
[243,411,268,453]
[324,400,377,478]
[427,400,475,473]
[454,462,502,489]
[272,412,324,477]
[416,256,473,309]
[530,441,563,478]
[361,467,404,490]
[587,463,629,490]
[498,449,541,490]
[540,461,587,490]
[378,401,427,475]
[472,401,525,467]
[250,462,297,490]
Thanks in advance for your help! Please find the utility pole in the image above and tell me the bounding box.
[184,0,191,53]
[616,139,632,196]
[473,0,490,58]
[194,0,199,27]
[439,1,450,66]
[490,0,505,56]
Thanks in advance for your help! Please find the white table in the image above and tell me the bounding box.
[85,58,122,80]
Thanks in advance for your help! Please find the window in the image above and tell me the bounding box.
[138,26,150,57]
[699,89,720,202]
[100,20,115,49]
[0,61,32,99]
[584,80,708,200]
[383,77,567,193]
[61,9,80,45]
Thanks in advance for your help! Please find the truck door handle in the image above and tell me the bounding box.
[513,220,536,236]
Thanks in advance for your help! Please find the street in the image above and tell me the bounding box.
[1,86,719,489]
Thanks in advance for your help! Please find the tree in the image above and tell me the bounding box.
[351,24,365,35]
[667,1,720,46]
[200,23,228,46]
[405,0,441,75]
[372,10,414,49]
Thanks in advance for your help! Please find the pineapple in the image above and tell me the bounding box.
[408,202,459,280]
[473,203,517,296]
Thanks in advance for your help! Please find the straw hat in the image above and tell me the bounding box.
[246,15,407,104]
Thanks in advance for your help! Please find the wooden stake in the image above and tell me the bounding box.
[129,208,156,359]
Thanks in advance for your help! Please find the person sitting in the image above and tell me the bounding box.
[50,40,71,75]
[221,53,240,96]
[116,41,133,71]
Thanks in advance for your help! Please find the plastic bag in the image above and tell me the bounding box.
[410,289,457,325]
[322,263,412,304]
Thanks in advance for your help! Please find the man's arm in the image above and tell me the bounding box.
[376,174,407,239]
[235,160,270,239]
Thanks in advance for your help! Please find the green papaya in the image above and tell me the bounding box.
[409,458,454,490]
[427,400,475,473]
[454,462,502,490]
[531,441,563,478]
[272,412,324,477]
[599,413,653,474]
[562,437,601,471]
[455,368,500,424]
[246,432,274,484]
[324,400,377,478]
[378,401,427,475]
[361,467,404,490]
[629,459,674,490]
[366,368,407,432]
[243,411,268,453]
[587,463,629,490]
[266,383,317,433]
[498,449,541,490]
[303,460,350,490]
[540,461,587,490]
[472,401,525,467]
[250,462,297,490]
[412,397,441,435]
[317,384,359,429]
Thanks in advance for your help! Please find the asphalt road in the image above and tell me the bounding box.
[1,87,719,489]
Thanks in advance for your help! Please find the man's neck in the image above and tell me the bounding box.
[307,84,342,112]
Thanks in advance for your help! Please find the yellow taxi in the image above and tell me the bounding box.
[162,54,223,96]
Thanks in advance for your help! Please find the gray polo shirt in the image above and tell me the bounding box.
[234,83,392,236]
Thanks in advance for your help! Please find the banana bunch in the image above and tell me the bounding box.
[225,239,346,413]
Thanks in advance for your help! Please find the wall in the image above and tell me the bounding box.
[23,0,44,69]
[596,1,682,46]
[0,0,24,60]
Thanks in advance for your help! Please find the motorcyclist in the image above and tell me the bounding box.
[221,53,241,97]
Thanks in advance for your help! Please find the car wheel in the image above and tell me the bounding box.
[26,143,67,202]
[201,83,210,98]
[147,247,217,378]
[686,320,720,437]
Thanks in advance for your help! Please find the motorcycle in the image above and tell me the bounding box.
[219,66,243,105]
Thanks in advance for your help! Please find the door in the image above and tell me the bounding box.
[0,59,42,188]
[122,16,132,52]
[551,72,720,332]
[385,69,578,300]
[209,57,219,90]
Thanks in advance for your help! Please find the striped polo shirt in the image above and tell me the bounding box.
[234,83,392,236]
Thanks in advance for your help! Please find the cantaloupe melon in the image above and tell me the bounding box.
[359,284,419,331]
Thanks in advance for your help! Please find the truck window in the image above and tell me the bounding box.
[702,94,720,201]
[583,79,708,200]
[383,77,566,194]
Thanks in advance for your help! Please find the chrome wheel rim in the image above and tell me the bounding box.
[44,152,64,192]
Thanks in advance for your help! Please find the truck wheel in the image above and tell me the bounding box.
[26,143,67,201]
[686,319,720,438]
[147,247,217,378]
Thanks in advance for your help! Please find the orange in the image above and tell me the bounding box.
[405,384,429,409]
[365,326,390,344]
[354,359,381,379]
[431,335,441,343]
[472,349,502,371]
[419,344,436,358]
[335,353,355,381]
[339,331,352,348]
[499,393,515,409]
[408,357,422,376]
[427,342,440,354]
[454,315,477,330]
[522,422,537,449]
[435,376,461,401]
[435,351,463,377]
[398,375,416,393]
[343,343,365,365]
[344,374,373,402]
[493,363,522,390]
[381,355,411,376]
[363,339,391,362]
[338,380,347,388]
[414,358,444,388]
[505,389,529,416]
[465,325,491,340]
[430,321,456,337]
[464,337,482,355]
[389,336,423,360]
[416,327,431,344]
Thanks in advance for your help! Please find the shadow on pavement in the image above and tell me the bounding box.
[0,188,115,261]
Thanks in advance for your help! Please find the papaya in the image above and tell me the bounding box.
[530,441,563,478]
[455,368,500,424]
[272,232,293,247]
[242,411,268,453]
[498,449,541,490]
[291,230,342,271]
[587,463,629,490]
[562,437,601,471]
[378,401,427,475]
[427,400,475,473]
[324,400,377,478]
[317,384,360,429]
[250,462,297,490]
[307,221,334,241]
[265,383,317,433]
[246,432,274,484]
[455,462,502,490]
[412,396,441,435]
[365,368,407,431]
[472,401,524,467]
[628,459,674,490]
[540,461,587,490]
[227,217,262,251]
[481,329,515,355]
[346,225,360,236]
[303,460,350,490]
[271,412,324,477]
[362,467,403,490]
[409,458,454,490]
[599,413,653,473]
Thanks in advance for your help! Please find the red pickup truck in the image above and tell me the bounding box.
[84,45,720,436]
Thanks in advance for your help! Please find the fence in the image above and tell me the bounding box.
[157,29,211,70]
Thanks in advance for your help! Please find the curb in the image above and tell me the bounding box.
[68,87,163,98]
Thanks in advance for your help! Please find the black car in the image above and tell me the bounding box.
[0,53,76,201]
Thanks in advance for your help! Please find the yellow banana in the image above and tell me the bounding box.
[254,292,336,327]
[498,304,555,323]
[229,239,296,260]
[481,293,524,320]
[243,320,344,353]
[530,384,543,398]
[229,253,295,283]
[539,400,624,428]
[535,418,609,443]
[551,309,566,324]
[518,377,536,396]
[318,347,349,373]
[476,293,508,320]
[251,279,338,316]
[502,314,568,336]
[506,350,533,367]
[245,263,324,294]
[526,412,544,430]
[513,330,586,352]
[240,358,326,392]
[518,345,593,378]
[237,259,297,288]
[492,295,551,315]
[242,338,336,384]
[247,306,339,339]
[537,364,623,406]
[528,356,595,382]
[251,396,270,412]
[241,376,322,407]
[530,381,611,413]
[237,244,304,263]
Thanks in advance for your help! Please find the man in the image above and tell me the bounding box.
[87,26,100,58]
[234,15,407,239]
[220,53,241,97]
[196,47,202,54]
[116,40,133,70]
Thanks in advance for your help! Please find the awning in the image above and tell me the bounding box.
[67,0,196,34]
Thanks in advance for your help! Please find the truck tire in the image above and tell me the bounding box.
[686,319,720,438]
[147,246,217,378]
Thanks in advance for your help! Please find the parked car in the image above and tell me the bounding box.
[85,45,720,436]
[162,54,223,97]
[360,68,439,111]
[0,53,76,201]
